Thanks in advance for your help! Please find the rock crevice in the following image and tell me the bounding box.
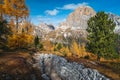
[34,53,110,80]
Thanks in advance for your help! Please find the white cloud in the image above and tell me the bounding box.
[57,2,88,10]
[44,2,88,16]
[36,15,51,22]
[45,9,59,16]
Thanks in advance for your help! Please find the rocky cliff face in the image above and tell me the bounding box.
[108,13,120,34]
[34,53,110,80]
[58,6,96,30]
[48,6,96,43]
[34,6,120,42]
[34,23,55,38]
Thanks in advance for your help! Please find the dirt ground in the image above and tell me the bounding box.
[0,51,42,80]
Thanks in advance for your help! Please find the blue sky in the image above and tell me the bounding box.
[26,0,120,26]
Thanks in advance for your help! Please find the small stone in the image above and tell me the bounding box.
[42,74,50,80]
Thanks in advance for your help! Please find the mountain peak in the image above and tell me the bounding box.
[74,6,96,16]
[58,6,96,30]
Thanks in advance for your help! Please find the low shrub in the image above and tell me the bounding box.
[7,33,33,49]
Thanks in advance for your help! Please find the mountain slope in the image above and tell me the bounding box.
[33,6,120,43]
[108,13,120,34]
[58,6,96,30]
[34,23,55,38]
[47,6,96,43]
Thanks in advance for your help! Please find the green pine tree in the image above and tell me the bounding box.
[0,19,11,49]
[86,11,118,60]
[34,35,39,49]
[0,19,11,37]
[117,35,120,54]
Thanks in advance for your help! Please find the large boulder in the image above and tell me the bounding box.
[34,53,110,80]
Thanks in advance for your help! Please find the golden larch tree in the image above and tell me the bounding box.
[9,19,16,33]
[4,0,29,32]
[70,41,80,58]
[65,46,72,57]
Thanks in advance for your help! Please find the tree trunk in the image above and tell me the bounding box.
[97,55,100,61]
[0,13,3,21]
[97,53,100,61]
[16,16,18,32]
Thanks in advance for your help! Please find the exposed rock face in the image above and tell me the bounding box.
[34,53,110,80]
[58,6,96,30]
[38,23,55,31]
[47,24,55,30]
[34,23,55,38]
[108,13,120,34]
[48,6,96,43]
[33,6,120,43]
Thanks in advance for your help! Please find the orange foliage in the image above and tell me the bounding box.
[8,33,33,49]
[42,40,54,51]
[41,40,98,60]
[18,21,34,34]
[0,0,5,19]
[3,0,29,32]
[4,0,29,17]
[70,41,80,58]
[59,46,72,57]
[70,41,88,58]
[70,41,80,57]
[9,19,16,33]
[65,47,72,57]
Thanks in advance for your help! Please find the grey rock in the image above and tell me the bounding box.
[31,74,37,80]
[58,6,96,30]
[33,23,55,38]
[108,13,120,34]
[34,53,110,80]
[42,74,50,80]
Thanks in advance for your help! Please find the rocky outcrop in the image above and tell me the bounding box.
[34,23,55,38]
[47,24,55,30]
[33,6,120,43]
[108,13,120,34]
[34,53,110,80]
[58,6,96,30]
[47,6,96,43]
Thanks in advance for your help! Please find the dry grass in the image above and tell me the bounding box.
[0,51,42,80]
[66,56,120,80]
